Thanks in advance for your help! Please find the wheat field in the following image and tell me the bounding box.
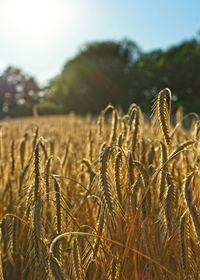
[0,88,199,279]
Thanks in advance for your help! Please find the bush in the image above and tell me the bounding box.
[37,101,62,115]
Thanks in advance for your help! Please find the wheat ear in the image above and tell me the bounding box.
[184,172,200,238]
[99,145,115,219]
[152,88,172,146]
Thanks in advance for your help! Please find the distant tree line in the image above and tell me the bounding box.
[0,37,200,118]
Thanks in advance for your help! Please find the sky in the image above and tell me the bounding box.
[0,0,199,84]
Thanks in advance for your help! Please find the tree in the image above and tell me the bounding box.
[138,39,200,112]
[50,39,143,114]
[46,37,200,115]
[0,66,40,117]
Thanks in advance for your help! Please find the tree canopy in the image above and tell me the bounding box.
[0,38,200,118]
[49,40,143,114]
[138,39,200,112]
[49,38,200,114]
[0,66,40,117]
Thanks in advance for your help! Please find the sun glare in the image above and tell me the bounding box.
[1,0,75,48]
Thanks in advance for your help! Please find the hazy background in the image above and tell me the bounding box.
[0,0,200,117]
[0,0,199,83]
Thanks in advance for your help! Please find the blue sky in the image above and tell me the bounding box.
[0,0,199,84]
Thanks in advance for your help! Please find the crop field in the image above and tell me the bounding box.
[0,88,199,279]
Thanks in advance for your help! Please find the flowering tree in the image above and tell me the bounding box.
[0,66,40,117]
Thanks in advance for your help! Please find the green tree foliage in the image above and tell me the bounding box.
[1,38,200,118]
[50,38,200,114]
[50,40,143,114]
[138,39,200,112]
